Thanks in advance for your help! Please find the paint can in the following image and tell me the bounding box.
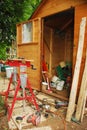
[42,82,48,90]
[56,80,64,91]
[51,75,59,83]
[51,76,60,88]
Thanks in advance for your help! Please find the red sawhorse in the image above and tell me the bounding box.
[4,59,39,121]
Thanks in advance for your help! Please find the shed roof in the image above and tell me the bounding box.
[30,0,46,19]
[30,0,87,19]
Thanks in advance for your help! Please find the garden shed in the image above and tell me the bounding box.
[16,0,87,101]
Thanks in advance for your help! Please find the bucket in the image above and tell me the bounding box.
[51,75,60,83]
[56,80,64,91]
[42,82,48,90]
[6,67,13,78]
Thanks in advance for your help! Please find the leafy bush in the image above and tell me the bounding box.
[0,44,10,60]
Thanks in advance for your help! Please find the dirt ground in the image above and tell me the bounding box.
[0,76,87,130]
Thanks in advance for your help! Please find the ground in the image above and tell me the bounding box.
[0,75,87,130]
[0,115,9,130]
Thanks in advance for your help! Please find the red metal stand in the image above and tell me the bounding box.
[4,59,39,121]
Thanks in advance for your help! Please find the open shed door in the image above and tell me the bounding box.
[17,18,42,91]
[73,3,87,93]
[41,8,74,100]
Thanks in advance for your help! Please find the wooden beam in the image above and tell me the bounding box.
[60,18,73,31]
[66,17,86,122]
[49,29,53,74]
[75,49,87,121]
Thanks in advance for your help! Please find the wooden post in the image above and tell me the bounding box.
[75,49,87,121]
[49,29,53,74]
[66,17,86,122]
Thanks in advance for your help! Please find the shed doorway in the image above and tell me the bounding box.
[42,8,74,100]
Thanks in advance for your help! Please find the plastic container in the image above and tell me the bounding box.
[51,76,60,88]
[42,82,48,90]
[13,67,17,82]
[56,80,64,91]
[51,75,60,83]
[20,65,27,73]
[6,67,13,78]
[50,82,56,88]
[20,74,27,88]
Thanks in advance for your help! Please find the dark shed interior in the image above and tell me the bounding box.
[42,8,74,98]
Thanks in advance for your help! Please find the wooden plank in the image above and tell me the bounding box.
[17,24,22,44]
[42,88,69,101]
[75,50,87,121]
[11,117,20,130]
[49,29,53,74]
[66,17,86,122]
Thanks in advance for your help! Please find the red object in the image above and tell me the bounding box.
[42,60,48,71]
[5,73,39,121]
[27,111,41,126]
[42,60,52,92]
[6,59,30,67]
[2,59,39,121]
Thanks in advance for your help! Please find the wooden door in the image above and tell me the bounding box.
[66,4,87,122]
[73,3,87,93]
[17,18,42,91]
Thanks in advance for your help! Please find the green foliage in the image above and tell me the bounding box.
[0,0,42,44]
[0,44,9,60]
[0,0,42,60]
[0,0,25,45]
[23,0,42,20]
